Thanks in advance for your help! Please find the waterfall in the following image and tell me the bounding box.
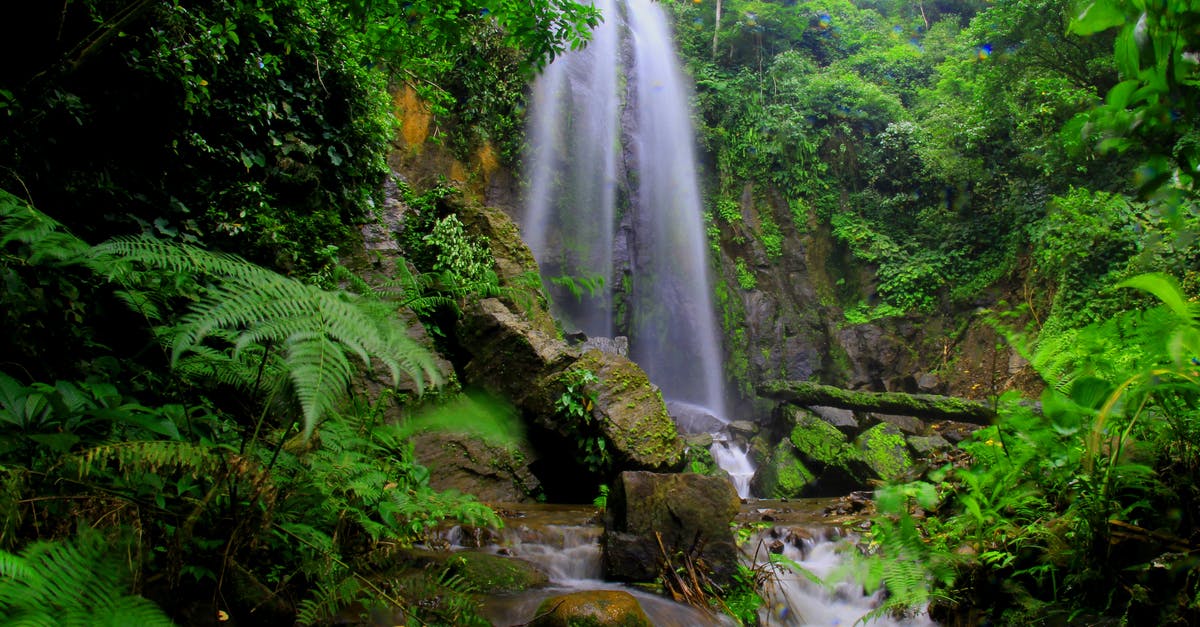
[523,0,731,420]
[523,0,620,339]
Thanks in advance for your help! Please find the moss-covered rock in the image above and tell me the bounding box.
[530,590,652,627]
[908,434,953,457]
[789,409,875,491]
[750,438,815,498]
[751,406,879,497]
[574,350,684,471]
[855,423,913,482]
[455,299,684,498]
[604,472,740,586]
[445,551,549,594]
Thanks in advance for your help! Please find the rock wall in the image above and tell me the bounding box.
[703,183,1040,417]
[380,84,1040,502]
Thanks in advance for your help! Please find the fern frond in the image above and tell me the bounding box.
[91,236,276,282]
[0,191,90,266]
[95,235,443,436]
[0,529,174,626]
[70,440,220,480]
[284,334,355,435]
[295,572,365,626]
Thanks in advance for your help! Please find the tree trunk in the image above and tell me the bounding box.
[758,380,995,425]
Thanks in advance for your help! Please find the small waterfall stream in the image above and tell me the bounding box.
[467,505,735,626]
[444,503,933,626]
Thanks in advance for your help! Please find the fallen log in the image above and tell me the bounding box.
[758,380,995,425]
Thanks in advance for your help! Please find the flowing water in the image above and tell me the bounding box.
[522,0,755,489]
[468,505,735,626]
[711,438,756,498]
[450,502,933,626]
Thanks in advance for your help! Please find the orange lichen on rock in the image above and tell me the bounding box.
[393,85,431,149]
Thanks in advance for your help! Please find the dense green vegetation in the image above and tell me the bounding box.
[0,0,596,623]
[666,0,1200,622]
[670,0,1195,324]
[4,0,1200,623]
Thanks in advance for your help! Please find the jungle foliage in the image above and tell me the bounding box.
[0,0,596,624]
[668,0,1200,622]
[668,0,1198,325]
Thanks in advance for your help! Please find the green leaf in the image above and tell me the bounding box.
[1114,28,1140,77]
[1105,79,1140,108]
[1117,273,1192,319]
[1070,1,1129,35]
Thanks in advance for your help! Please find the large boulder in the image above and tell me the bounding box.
[457,299,684,490]
[458,297,576,411]
[411,431,541,502]
[529,590,652,627]
[751,406,877,498]
[573,350,683,471]
[603,471,740,586]
[855,423,913,482]
[667,401,726,435]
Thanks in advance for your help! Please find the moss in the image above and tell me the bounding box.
[447,552,548,593]
[788,411,854,469]
[855,423,912,481]
[773,442,815,497]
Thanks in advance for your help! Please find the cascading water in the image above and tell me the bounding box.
[748,526,938,626]
[463,505,735,626]
[523,0,755,491]
[439,503,934,626]
[523,0,620,339]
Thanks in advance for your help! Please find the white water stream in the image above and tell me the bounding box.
[444,504,934,626]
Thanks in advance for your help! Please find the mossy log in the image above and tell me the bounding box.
[758,380,995,425]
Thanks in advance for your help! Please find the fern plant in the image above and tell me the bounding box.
[93,236,444,437]
[0,192,522,624]
[861,272,1200,622]
[0,528,175,626]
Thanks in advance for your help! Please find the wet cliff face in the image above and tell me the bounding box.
[389,86,1039,427]
[700,181,1040,419]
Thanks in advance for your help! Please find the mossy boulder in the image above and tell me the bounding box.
[573,350,684,471]
[529,590,652,627]
[445,551,549,594]
[855,423,913,482]
[411,431,541,502]
[456,299,684,494]
[603,471,740,586]
[908,434,953,457]
[787,408,876,495]
[751,406,879,497]
[459,298,576,409]
[750,438,815,498]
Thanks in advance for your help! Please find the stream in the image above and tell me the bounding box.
[442,500,935,626]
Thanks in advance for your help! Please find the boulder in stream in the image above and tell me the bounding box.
[603,471,740,586]
[530,590,652,627]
